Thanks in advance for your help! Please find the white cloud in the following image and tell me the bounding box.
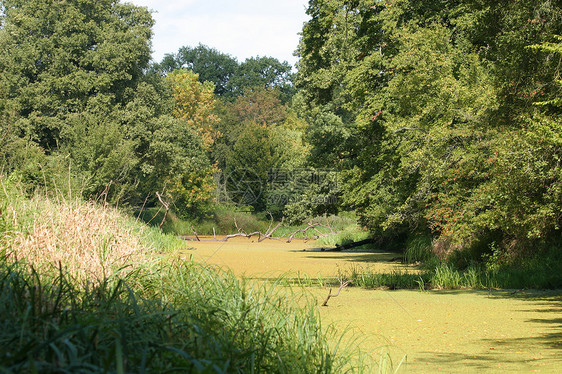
[127,0,309,67]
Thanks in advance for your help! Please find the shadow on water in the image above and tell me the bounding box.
[415,351,540,370]
[290,247,404,264]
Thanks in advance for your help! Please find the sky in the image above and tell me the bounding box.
[127,0,310,67]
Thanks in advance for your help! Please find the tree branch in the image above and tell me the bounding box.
[322,280,350,306]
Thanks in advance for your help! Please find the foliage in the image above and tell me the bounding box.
[0,0,153,149]
[155,45,294,100]
[0,0,214,216]
[316,225,370,247]
[296,0,562,263]
[166,69,220,148]
[0,260,362,373]
[229,56,294,101]
[157,44,239,96]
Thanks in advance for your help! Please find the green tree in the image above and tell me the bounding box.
[297,0,562,257]
[0,0,153,150]
[228,56,294,101]
[156,44,239,97]
[155,46,295,100]
[0,0,214,215]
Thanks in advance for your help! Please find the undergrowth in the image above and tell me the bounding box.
[0,260,364,373]
[316,226,370,247]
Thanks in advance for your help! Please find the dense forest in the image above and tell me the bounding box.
[2,0,562,268]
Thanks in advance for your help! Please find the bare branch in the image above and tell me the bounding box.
[258,216,284,242]
[155,191,170,229]
[222,231,262,241]
[322,280,350,307]
[190,228,200,241]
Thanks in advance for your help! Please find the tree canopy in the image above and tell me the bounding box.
[0,0,213,214]
[297,0,562,255]
[3,0,562,261]
[155,44,294,100]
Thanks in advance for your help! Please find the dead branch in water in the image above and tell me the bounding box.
[222,231,262,241]
[322,280,350,307]
[190,228,200,241]
[258,213,283,242]
[181,214,342,242]
[286,222,323,242]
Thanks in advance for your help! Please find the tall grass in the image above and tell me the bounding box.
[0,179,368,373]
[0,259,364,373]
[340,265,422,290]
[317,225,370,247]
[403,235,435,264]
[1,186,176,284]
[340,258,562,291]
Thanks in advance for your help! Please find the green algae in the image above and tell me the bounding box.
[185,238,562,373]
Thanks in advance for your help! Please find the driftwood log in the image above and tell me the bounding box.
[179,214,353,243]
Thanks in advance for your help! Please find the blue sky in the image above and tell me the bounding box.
[128,0,310,67]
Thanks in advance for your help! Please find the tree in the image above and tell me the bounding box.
[0,0,214,215]
[225,122,273,211]
[155,46,295,101]
[0,0,153,150]
[166,69,220,148]
[228,56,294,101]
[296,0,562,258]
[156,44,238,97]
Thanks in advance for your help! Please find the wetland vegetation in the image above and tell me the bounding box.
[2,0,562,372]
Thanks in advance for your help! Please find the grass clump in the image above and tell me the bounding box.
[1,184,185,284]
[403,235,435,264]
[317,225,370,247]
[340,265,423,290]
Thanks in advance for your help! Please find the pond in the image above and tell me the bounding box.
[184,237,562,373]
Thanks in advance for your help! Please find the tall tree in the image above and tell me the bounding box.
[297,0,562,256]
[0,0,214,214]
[166,69,220,148]
[155,46,295,100]
[157,44,238,97]
[228,56,294,101]
[0,0,153,150]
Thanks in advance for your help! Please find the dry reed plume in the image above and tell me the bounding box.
[4,195,154,284]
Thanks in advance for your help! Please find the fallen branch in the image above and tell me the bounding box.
[179,215,345,243]
[222,231,262,241]
[322,280,350,307]
[286,222,327,242]
[258,213,284,242]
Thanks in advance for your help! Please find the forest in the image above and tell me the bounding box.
[1,0,562,372]
[3,0,562,273]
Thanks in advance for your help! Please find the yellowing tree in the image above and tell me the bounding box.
[166,70,220,148]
